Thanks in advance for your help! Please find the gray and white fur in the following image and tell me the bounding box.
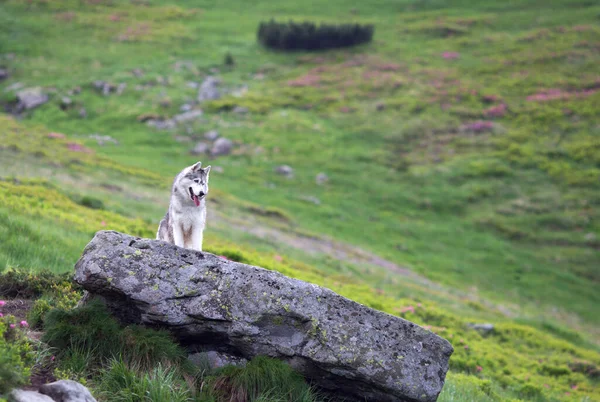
[157,162,211,251]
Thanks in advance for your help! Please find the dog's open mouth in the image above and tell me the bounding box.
[189,187,201,207]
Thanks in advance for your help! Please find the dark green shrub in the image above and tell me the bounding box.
[258,20,374,51]
[79,195,105,210]
[224,52,235,66]
[0,269,79,299]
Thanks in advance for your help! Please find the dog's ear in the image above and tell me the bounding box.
[191,161,202,171]
[203,165,211,176]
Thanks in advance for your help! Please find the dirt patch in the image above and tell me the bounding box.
[2,298,34,322]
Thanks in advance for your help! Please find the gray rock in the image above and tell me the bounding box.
[299,195,321,205]
[275,165,294,177]
[147,119,176,130]
[204,130,219,141]
[89,134,118,146]
[316,172,329,185]
[9,390,54,402]
[467,323,494,334]
[232,105,249,114]
[0,68,9,81]
[180,103,193,112]
[74,231,453,402]
[211,137,233,157]
[197,76,221,102]
[173,109,203,124]
[79,108,88,119]
[39,380,96,402]
[15,87,49,111]
[191,142,209,155]
[60,97,73,110]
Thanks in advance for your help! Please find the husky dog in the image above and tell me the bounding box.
[157,162,211,251]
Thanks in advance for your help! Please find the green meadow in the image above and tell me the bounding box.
[0,0,599,400]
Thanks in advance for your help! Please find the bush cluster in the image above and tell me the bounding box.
[258,20,374,51]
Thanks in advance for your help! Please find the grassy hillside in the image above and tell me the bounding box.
[0,0,599,400]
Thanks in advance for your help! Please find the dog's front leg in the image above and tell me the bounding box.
[190,228,203,252]
[172,223,185,248]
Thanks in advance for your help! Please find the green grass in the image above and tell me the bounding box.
[1,0,599,400]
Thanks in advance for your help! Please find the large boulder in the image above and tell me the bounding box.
[74,231,453,402]
[39,380,96,402]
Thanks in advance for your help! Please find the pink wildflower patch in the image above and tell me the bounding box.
[0,300,5,307]
[287,74,321,87]
[483,103,507,118]
[527,88,599,102]
[48,132,66,139]
[218,255,229,260]
[571,385,578,390]
[398,306,415,314]
[66,142,92,153]
[9,324,15,329]
[441,52,460,60]
[464,345,469,350]
[476,366,483,372]
[273,255,282,262]
[20,320,28,328]
[461,121,495,133]
[100,221,107,227]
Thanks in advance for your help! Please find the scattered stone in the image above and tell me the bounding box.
[180,103,193,112]
[174,135,192,143]
[67,86,81,96]
[316,172,329,185]
[79,108,88,118]
[210,137,233,156]
[204,130,219,141]
[232,105,249,114]
[467,323,494,335]
[275,165,294,177]
[13,87,49,112]
[59,96,73,110]
[147,119,176,130]
[39,379,97,402]
[75,231,453,402]
[0,68,9,81]
[9,389,54,402]
[4,82,24,93]
[92,81,125,96]
[299,195,321,205]
[190,142,209,155]
[89,134,119,146]
[197,76,221,102]
[173,109,203,124]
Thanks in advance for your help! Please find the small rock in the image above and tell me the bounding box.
[186,81,199,89]
[211,137,233,156]
[15,87,49,112]
[67,86,81,96]
[147,119,176,130]
[39,379,97,402]
[173,109,203,124]
[204,130,219,141]
[0,68,8,81]
[232,105,249,114]
[174,135,192,143]
[376,102,386,111]
[191,142,210,155]
[180,103,193,112]
[89,134,118,146]
[79,107,88,118]
[299,195,320,205]
[316,172,328,185]
[132,68,144,77]
[9,389,54,402]
[275,165,294,177]
[60,96,73,110]
[467,323,494,334]
[4,82,24,92]
[197,76,221,102]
